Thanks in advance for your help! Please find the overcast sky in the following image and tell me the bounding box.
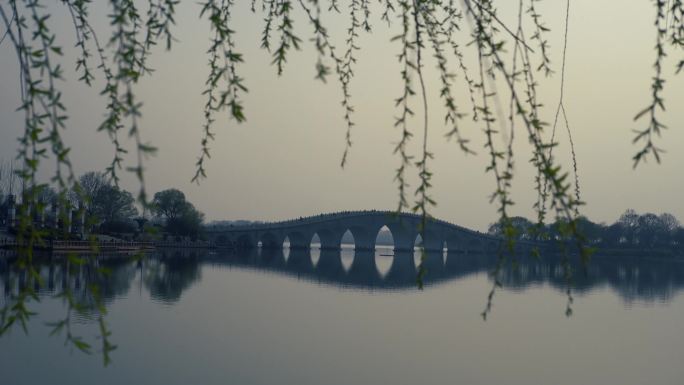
[1,1,683,231]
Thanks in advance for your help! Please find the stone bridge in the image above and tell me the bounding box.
[205,210,538,253]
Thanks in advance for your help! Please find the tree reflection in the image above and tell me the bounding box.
[2,250,684,311]
[143,250,202,303]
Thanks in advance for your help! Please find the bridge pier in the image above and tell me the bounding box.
[316,228,346,250]
[260,232,285,249]
[285,231,312,249]
[387,223,417,251]
[348,225,380,251]
[421,230,444,252]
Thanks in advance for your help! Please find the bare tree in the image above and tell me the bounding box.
[0,159,18,198]
[72,171,109,218]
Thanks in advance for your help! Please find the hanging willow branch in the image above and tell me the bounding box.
[1,0,683,361]
[632,0,683,166]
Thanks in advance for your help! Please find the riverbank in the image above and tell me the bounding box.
[0,232,211,253]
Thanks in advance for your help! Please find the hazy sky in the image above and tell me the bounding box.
[1,0,683,231]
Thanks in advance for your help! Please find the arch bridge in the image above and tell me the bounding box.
[205,210,538,254]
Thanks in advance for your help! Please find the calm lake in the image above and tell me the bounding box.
[1,246,684,385]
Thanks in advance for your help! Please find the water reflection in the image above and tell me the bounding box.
[2,249,684,305]
[144,253,202,303]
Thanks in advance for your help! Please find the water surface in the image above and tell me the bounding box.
[1,247,683,385]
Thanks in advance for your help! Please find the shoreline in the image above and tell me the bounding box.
[0,238,212,253]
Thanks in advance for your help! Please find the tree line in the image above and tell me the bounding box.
[488,210,684,252]
[0,170,204,240]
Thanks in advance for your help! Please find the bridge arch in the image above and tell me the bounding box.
[415,233,422,248]
[375,225,394,250]
[340,229,355,249]
[310,233,321,248]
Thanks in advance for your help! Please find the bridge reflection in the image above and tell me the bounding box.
[2,249,684,305]
[219,248,545,290]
